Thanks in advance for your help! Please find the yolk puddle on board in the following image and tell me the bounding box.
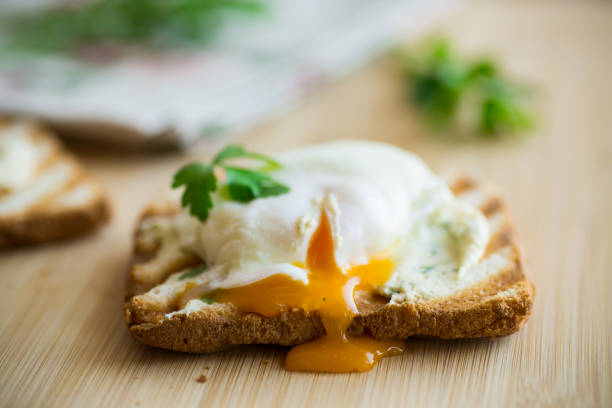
[214,211,405,373]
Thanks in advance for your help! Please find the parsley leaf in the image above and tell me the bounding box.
[200,295,216,304]
[400,38,534,138]
[224,167,290,203]
[172,145,289,222]
[420,265,435,274]
[172,163,217,221]
[179,265,207,280]
[213,145,281,169]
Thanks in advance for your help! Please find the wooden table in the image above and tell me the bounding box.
[1,1,611,406]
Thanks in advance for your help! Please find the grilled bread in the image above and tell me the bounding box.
[0,120,109,247]
[124,175,534,352]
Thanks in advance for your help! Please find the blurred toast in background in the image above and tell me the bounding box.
[0,120,109,248]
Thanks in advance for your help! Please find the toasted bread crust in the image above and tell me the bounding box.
[125,177,534,352]
[0,196,109,247]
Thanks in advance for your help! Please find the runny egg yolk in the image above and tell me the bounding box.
[215,211,405,372]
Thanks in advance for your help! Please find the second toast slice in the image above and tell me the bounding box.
[0,120,109,247]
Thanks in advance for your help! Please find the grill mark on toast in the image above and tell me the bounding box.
[1,127,91,216]
[480,197,503,216]
[456,182,502,217]
[0,124,68,216]
[434,246,521,302]
[28,163,84,214]
[455,181,512,257]
[132,250,200,288]
[34,147,62,175]
[28,126,83,212]
[449,177,475,195]
[484,223,514,257]
[482,209,513,257]
[134,205,183,254]
[50,181,96,208]
[30,126,62,175]
[0,162,76,216]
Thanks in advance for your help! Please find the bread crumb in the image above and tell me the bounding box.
[196,374,208,383]
[204,365,210,369]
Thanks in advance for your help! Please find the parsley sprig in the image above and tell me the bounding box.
[1,0,263,53]
[172,145,290,222]
[178,265,207,280]
[400,39,534,138]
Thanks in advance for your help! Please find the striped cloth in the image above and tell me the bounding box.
[0,0,460,149]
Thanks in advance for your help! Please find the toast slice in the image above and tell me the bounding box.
[125,176,534,352]
[0,120,109,248]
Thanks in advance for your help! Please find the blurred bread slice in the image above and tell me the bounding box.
[0,120,109,247]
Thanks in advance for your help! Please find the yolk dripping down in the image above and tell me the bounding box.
[214,211,405,372]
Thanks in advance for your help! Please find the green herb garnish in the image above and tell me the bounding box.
[172,145,289,222]
[399,39,534,138]
[420,265,435,274]
[1,0,263,53]
[212,145,281,168]
[200,295,216,304]
[179,265,207,280]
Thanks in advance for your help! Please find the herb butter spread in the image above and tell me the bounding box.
[0,123,46,192]
[144,141,491,307]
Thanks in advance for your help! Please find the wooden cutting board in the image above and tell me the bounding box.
[1,2,611,407]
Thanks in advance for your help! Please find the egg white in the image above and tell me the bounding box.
[0,122,48,191]
[155,140,491,303]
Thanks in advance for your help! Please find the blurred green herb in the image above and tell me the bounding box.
[1,0,264,53]
[399,39,534,138]
[172,145,289,222]
[200,295,216,304]
[420,265,435,274]
[179,265,207,280]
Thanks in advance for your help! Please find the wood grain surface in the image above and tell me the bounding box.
[1,1,611,407]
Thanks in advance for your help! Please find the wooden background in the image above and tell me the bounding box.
[1,1,611,407]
